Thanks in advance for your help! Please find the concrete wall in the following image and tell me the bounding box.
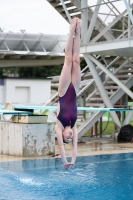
[0,122,55,157]
[2,78,51,104]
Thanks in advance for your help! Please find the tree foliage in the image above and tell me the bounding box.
[18,59,87,78]
[0,69,3,77]
[18,65,63,78]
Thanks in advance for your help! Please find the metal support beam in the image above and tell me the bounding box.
[71,0,114,41]
[90,4,133,43]
[88,54,133,100]
[128,0,131,37]
[60,0,71,22]
[40,43,46,52]
[85,0,102,43]
[106,0,128,29]
[14,33,27,50]
[123,104,133,125]
[97,12,117,16]
[107,0,121,14]
[84,53,121,128]
[0,59,64,67]
[80,37,133,57]
[123,0,133,24]
[23,42,29,52]
[47,35,59,52]
[0,33,8,48]
[4,42,10,51]
[77,56,120,98]
[77,0,122,11]
[31,34,43,51]
[123,16,125,38]
[81,0,88,44]
[81,65,89,73]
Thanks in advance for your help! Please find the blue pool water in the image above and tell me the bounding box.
[0,153,133,200]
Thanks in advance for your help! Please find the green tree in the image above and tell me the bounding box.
[0,69,3,76]
[18,65,63,78]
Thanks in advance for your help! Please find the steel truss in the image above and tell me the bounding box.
[47,0,133,138]
[0,33,68,67]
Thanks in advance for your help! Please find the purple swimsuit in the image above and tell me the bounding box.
[57,83,77,128]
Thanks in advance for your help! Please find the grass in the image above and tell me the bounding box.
[85,120,133,136]
[84,102,133,136]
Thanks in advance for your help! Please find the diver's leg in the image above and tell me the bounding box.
[58,18,77,97]
[71,18,82,93]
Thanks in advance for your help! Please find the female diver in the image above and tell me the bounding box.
[55,17,82,169]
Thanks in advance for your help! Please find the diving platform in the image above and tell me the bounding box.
[0,122,55,157]
[80,38,133,58]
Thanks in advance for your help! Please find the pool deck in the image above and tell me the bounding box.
[0,136,133,162]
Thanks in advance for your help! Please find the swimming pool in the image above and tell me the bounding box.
[0,153,133,200]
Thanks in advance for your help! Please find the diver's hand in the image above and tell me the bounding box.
[64,162,74,169]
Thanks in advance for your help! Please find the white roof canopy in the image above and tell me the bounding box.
[0,33,68,67]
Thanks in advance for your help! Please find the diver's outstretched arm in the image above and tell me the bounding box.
[71,126,78,165]
[55,125,68,165]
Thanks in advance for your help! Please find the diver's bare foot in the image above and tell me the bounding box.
[69,17,77,33]
[76,18,82,33]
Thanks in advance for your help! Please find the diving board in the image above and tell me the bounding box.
[0,104,132,116]
[2,105,132,112]
[0,109,33,115]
